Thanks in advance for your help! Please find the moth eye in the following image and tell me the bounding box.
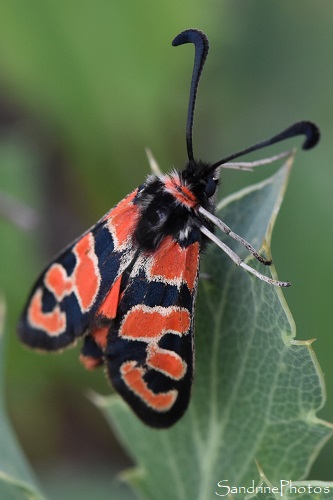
[204,177,217,198]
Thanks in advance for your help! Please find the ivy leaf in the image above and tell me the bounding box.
[0,300,45,500]
[94,156,333,499]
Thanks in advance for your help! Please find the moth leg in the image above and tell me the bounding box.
[199,206,272,266]
[200,225,290,287]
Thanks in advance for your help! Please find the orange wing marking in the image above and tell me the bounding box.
[79,354,103,370]
[148,237,199,291]
[90,275,123,350]
[119,305,189,405]
[120,305,190,341]
[45,232,100,313]
[91,325,109,350]
[28,233,100,335]
[97,275,122,320]
[120,360,177,412]
[28,288,66,335]
[104,190,139,248]
[147,344,187,380]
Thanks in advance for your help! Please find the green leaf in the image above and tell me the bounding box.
[94,157,333,499]
[0,300,45,500]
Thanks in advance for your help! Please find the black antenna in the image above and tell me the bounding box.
[210,121,320,172]
[172,29,209,163]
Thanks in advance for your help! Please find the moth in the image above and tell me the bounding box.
[18,29,319,428]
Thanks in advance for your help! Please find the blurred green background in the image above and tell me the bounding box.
[0,0,332,497]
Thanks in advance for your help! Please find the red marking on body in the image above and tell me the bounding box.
[105,190,139,247]
[149,237,199,291]
[79,354,103,370]
[164,176,197,208]
[28,288,66,335]
[147,344,187,380]
[97,276,122,319]
[120,306,190,340]
[44,233,100,313]
[91,325,109,350]
[121,360,177,411]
